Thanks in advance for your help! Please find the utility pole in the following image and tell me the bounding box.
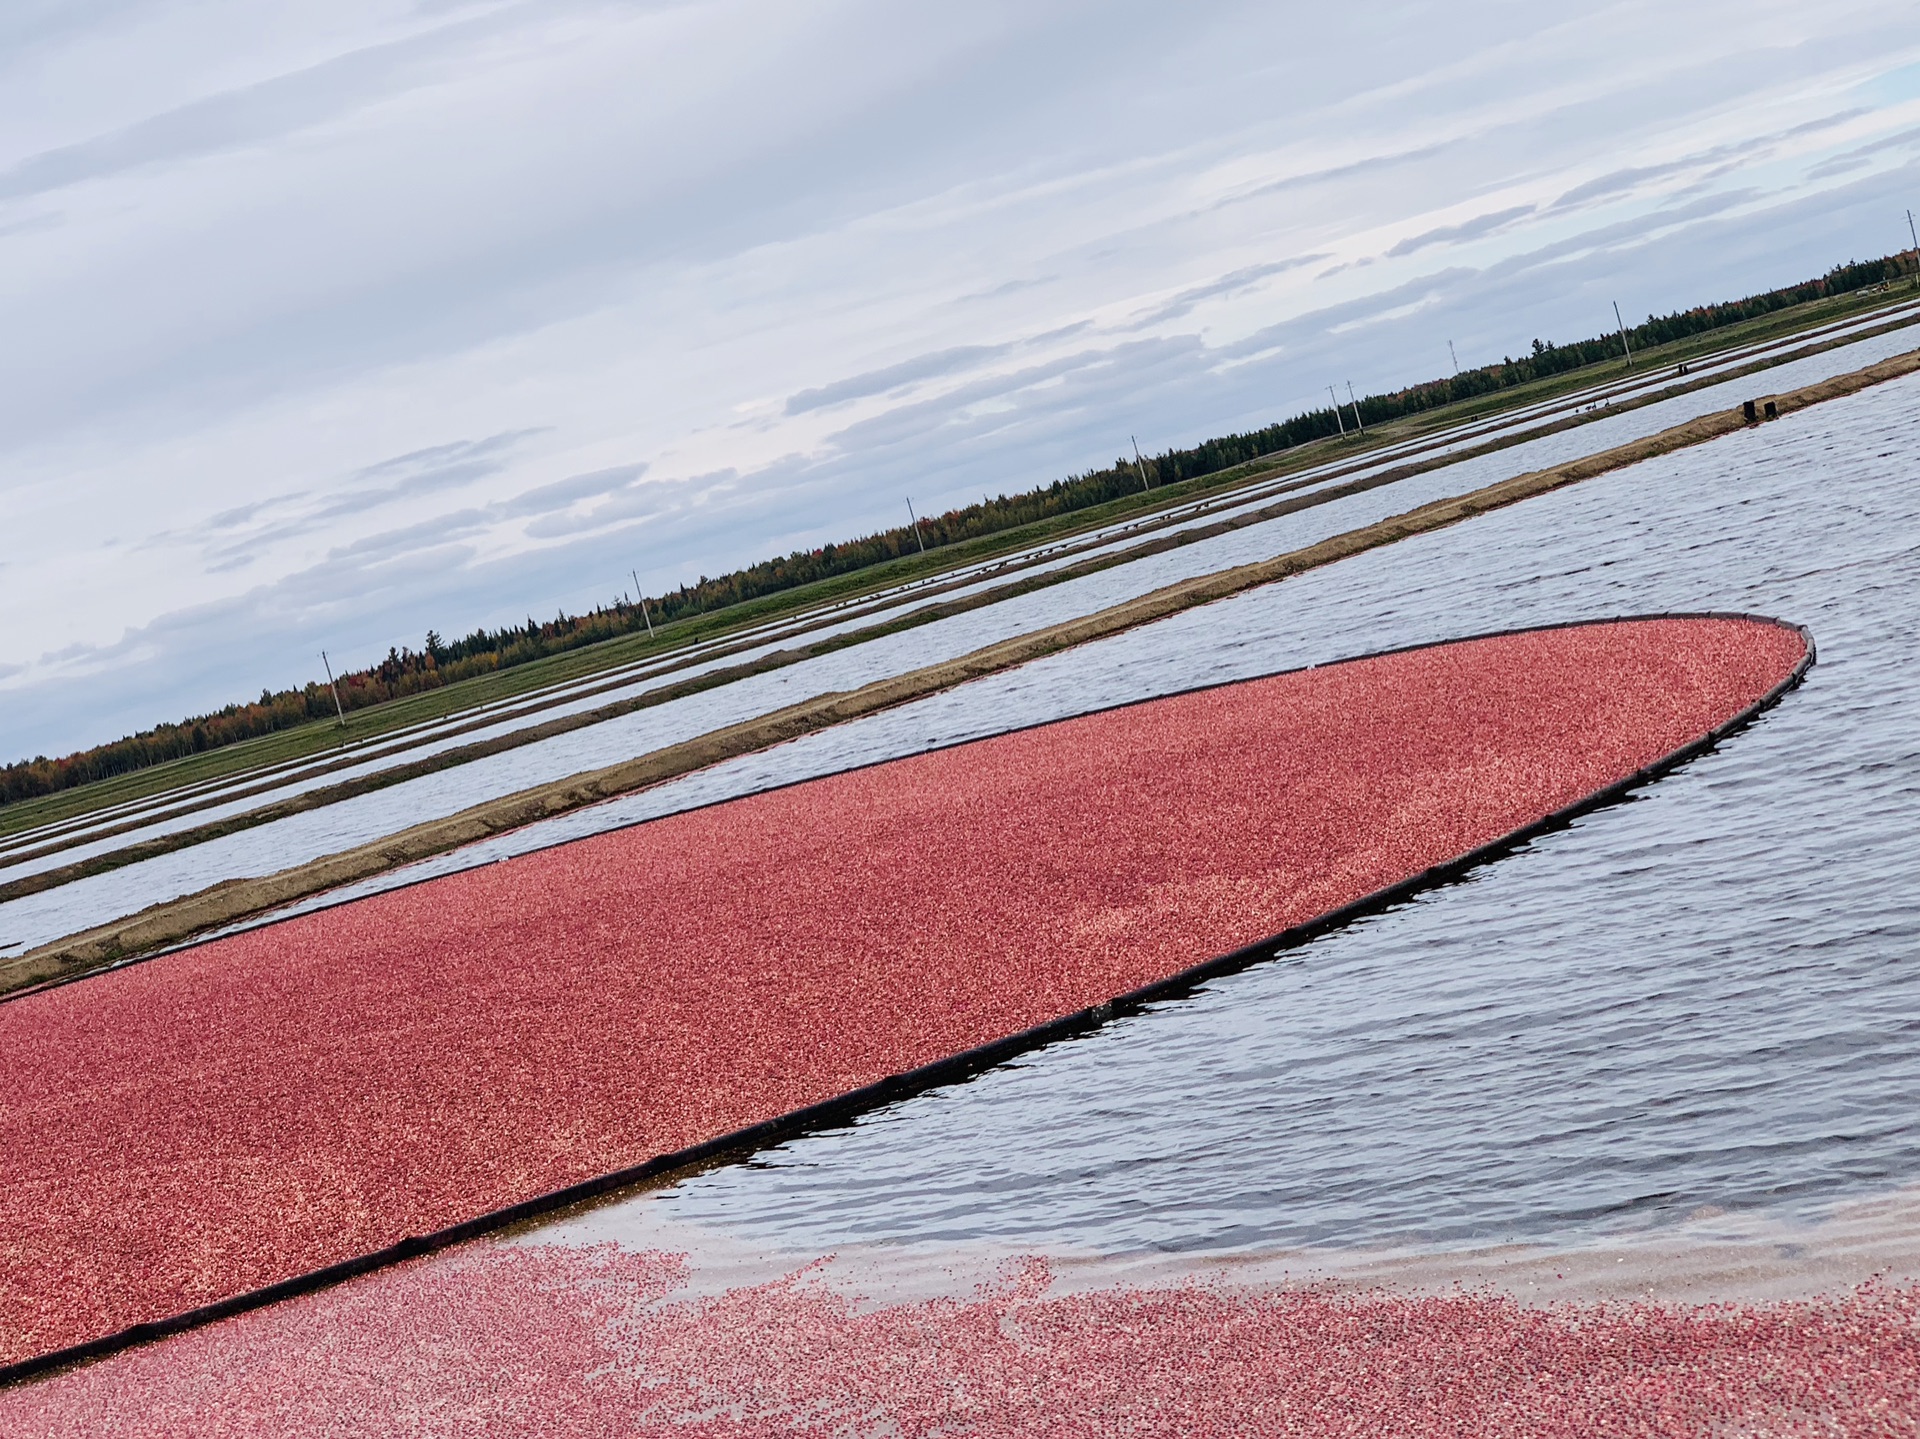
[906,498,927,554]
[1131,435,1153,491]
[1613,301,1635,371]
[1346,381,1365,434]
[319,651,346,727]
[630,570,655,638]
[1329,385,1345,435]
[1908,209,1919,288]
[1448,340,1460,375]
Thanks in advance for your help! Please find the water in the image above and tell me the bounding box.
[4,324,1916,958]
[515,362,1920,1258]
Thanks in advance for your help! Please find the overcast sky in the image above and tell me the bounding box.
[4,0,1918,760]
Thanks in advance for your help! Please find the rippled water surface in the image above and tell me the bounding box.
[537,364,1920,1257]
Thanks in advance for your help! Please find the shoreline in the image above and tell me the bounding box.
[527,1180,1920,1313]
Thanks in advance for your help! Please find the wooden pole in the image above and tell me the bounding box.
[631,570,655,637]
[319,651,347,727]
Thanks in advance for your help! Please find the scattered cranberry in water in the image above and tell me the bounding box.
[4,1242,1913,1436]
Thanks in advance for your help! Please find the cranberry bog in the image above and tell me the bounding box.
[0,613,1816,1389]
[7,1244,1918,1437]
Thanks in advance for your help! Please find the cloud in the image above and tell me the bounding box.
[1553,163,1697,210]
[523,465,740,540]
[1804,121,1920,180]
[0,9,520,205]
[500,462,650,519]
[786,345,1013,414]
[1129,256,1330,327]
[6,0,1920,761]
[353,430,546,480]
[1551,108,1879,210]
[1388,205,1536,258]
[1207,140,1459,215]
[203,498,284,532]
[322,429,551,515]
[326,510,495,565]
[959,275,1056,302]
[117,429,556,578]
[0,210,61,240]
[1487,189,1764,278]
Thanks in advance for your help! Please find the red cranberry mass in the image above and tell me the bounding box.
[0,616,1810,1371]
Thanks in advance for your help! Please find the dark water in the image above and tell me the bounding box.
[616,368,1920,1255]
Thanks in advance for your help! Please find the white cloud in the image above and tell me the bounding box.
[4,0,1920,758]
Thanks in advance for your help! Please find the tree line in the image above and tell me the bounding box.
[5,246,1914,806]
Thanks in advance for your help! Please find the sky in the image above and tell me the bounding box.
[4,0,1919,761]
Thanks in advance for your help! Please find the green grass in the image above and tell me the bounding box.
[6,278,1914,842]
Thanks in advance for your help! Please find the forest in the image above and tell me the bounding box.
[4,247,1915,807]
